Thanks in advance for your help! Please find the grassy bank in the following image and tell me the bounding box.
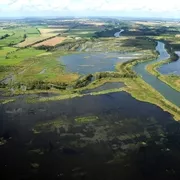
[146,61,180,92]
[123,77,180,120]
[144,36,180,91]
[116,59,180,121]
[145,39,180,92]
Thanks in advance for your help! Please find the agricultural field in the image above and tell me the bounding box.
[33,37,67,47]
[17,26,69,47]
[0,48,45,66]
[0,47,17,57]
[0,27,42,47]
[64,27,103,38]
[0,29,14,38]
[38,28,67,35]
[0,29,25,46]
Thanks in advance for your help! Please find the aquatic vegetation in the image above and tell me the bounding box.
[33,119,66,134]
[0,138,7,146]
[29,149,44,155]
[75,116,99,123]
[31,163,40,169]
[25,96,39,104]
[0,99,15,104]
[32,128,41,134]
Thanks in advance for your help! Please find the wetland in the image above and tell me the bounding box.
[0,17,180,180]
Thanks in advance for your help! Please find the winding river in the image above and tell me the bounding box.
[133,41,180,107]
[158,51,180,75]
[114,29,124,37]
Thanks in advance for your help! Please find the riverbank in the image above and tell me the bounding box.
[146,61,180,92]
[145,39,180,91]
[132,42,180,107]
[116,62,180,121]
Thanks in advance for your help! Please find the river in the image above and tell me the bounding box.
[158,51,180,75]
[114,29,124,37]
[133,41,180,107]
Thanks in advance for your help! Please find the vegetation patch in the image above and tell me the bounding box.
[31,163,40,169]
[147,62,180,92]
[29,149,44,155]
[75,116,99,123]
[33,119,66,133]
[0,137,7,146]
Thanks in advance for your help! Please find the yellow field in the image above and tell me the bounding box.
[16,28,67,47]
[16,36,52,47]
[33,37,66,47]
[175,34,180,37]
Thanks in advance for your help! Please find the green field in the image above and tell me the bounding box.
[0,47,17,57]
[0,48,45,65]
[0,27,41,47]
[24,27,40,36]
[0,30,13,37]
[0,31,25,46]
[64,27,103,38]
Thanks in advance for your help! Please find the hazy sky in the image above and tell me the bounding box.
[0,0,180,18]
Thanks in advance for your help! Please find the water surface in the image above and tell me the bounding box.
[158,51,180,75]
[133,42,180,107]
[0,92,180,179]
[59,52,140,75]
[114,29,124,37]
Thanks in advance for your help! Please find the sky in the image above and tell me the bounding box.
[0,0,180,18]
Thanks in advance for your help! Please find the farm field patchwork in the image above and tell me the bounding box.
[16,27,68,47]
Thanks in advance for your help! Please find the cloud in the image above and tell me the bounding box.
[0,0,180,17]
